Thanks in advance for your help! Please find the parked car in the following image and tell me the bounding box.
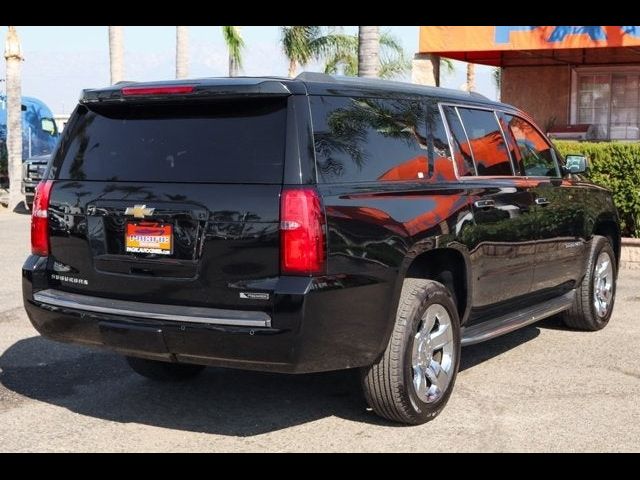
[22,74,620,425]
[22,154,50,210]
[0,95,59,188]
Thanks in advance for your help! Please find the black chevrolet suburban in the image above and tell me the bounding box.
[23,74,620,424]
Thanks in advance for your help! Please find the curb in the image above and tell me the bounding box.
[621,237,640,270]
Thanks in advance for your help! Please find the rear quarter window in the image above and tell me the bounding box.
[52,98,287,184]
[310,95,429,183]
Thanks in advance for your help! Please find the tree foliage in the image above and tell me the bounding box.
[554,140,640,237]
[280,26,409,79]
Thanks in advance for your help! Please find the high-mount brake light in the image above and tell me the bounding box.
[121,85,195,96]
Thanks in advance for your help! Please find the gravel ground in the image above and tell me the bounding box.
[1,211,639,452]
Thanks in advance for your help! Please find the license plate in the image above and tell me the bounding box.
[125,222,173,255]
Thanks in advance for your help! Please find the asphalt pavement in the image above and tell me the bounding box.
[1,210,638,452]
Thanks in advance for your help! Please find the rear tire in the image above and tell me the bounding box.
[361,279,461,425]
[562,235,617,331]
[126,356,205,381]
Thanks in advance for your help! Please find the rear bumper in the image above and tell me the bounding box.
[22,255,392,373]
[33,289,272,328]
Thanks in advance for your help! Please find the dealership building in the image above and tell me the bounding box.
[414,26,640,141]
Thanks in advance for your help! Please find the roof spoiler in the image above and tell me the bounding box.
[80,79,293,104]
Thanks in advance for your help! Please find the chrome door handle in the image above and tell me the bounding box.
[535,197,550,206]
[473,199,496,209]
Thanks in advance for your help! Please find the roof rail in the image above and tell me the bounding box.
[297,72,429,91]
[469,91,489,100]
[295,72,336,82]
[297,71,493,100]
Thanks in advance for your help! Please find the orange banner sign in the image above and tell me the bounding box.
[419,26,640,53]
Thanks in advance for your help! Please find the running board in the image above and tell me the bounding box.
[461,290,575,346]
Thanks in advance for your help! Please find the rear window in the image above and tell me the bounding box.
[52,99,287,183]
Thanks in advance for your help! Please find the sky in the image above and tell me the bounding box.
[0,26,498,115]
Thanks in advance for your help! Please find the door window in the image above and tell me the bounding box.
[504,114,560,178]
[456,107,513,176]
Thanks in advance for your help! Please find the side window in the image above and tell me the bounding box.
[428,103,457,181]
[504,114,560,178]
[310,96,428,183]
[457,107,513,176]
[442,106,475,176]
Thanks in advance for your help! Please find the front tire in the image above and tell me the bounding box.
[126,356,205,381]
[361,279,461,425]
[562,235,617,331]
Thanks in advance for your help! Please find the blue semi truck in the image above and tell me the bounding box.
[0,95,60,190]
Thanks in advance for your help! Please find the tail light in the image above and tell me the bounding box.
[280,188,326,275]
[31,180,53,256]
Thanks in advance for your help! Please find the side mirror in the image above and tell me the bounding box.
[565,154,588,174]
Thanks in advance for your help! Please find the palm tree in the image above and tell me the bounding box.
[222,26,244,77]
[280,26,322,77]
[493,67,502,100]
[108,26,124,84]
[176,26,189,79]
[439,58,455,80]
[358,26,380,78]
[323,31,409,79]
[466,62,475,92]
[4,26,23,211]
[280,26,408,80]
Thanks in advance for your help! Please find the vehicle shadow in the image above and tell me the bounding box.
[0,336,381,435]
[1,324,543,435]
[460,323,541,371]
[534,313,573,331]
[12,201,31,215]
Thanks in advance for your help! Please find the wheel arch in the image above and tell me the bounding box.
[592,214,621,271]
[378,242,472,359]
[372,241,472,379]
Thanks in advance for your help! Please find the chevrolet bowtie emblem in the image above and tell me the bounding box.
[124,204,155,219]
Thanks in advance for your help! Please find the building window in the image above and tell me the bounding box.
[575,71,640,140]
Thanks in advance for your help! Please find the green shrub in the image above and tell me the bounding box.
[553,140,640,238]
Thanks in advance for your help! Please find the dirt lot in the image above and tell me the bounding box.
[1,211,639,452]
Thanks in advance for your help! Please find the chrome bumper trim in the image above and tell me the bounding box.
[33,289,271,328]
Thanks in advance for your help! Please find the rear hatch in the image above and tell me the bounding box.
[46,85,290,313]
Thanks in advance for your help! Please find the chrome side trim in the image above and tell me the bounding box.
[461,290,575,346]
[33,289,271,328]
